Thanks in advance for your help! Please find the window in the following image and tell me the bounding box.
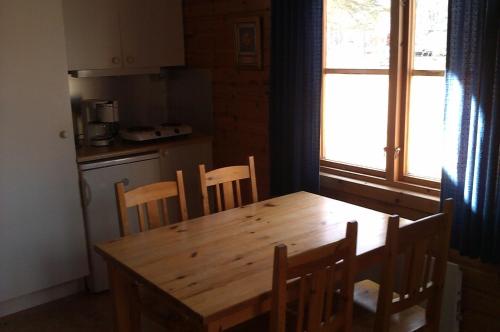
[321,0,448,192]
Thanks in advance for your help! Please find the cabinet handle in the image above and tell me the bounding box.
[59,130,67,139]
[126,56,135,64]
[112,57,121,64]
[81,178,92,207]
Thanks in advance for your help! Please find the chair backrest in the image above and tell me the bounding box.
[270,221,358,332]
[115,170,188,236]
[198,156,258,215]
[375,198,454,331]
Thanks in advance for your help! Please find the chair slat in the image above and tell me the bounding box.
[407,241,427,297]
[295,277,307,332]
[400,246,412,297]
[161,199,170,225]
[423,249,434,287]
[137,205,146,232]
[324,267,335,323]
[235,180,242,207]
[215,185,223,212]
[307,269,327,332]
[198,156,258,215]
[146,201,161,229]
[222,181,235,210]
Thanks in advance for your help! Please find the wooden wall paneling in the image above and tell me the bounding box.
[320,187,430,221]
[183,0,271,199]
[321,175,440,214]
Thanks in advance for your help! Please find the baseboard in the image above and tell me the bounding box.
[0,279,85,318]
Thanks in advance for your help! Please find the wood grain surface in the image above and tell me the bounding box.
[96,191,414,329]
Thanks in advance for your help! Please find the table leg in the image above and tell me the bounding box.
[108,263,141,332]
[204,322,221,332]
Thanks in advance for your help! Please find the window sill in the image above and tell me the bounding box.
[320,172,441,219]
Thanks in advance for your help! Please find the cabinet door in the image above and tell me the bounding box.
[0,0,88,302]
[119,0,185,68]
[160,141,213,220]
[62,0,123,70]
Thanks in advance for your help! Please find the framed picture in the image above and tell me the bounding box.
[234,17,262,69]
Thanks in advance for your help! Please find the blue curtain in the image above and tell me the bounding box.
[442,0,500,263]
[269,0,323,196]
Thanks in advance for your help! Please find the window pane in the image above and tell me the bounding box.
[413,0,448,70]
[325,0,391,69]
[323,74,388,170]
[406,76,445,179]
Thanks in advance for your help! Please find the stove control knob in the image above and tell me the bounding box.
[155,131,161,137]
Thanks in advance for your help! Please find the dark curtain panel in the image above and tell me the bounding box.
[269,0,323,196]
[442,0,500,263]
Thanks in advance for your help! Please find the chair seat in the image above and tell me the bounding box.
[353,280,427,332]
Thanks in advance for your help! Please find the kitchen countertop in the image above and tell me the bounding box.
[76,134,212,164]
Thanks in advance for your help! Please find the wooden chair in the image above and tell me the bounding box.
[115,170,189,236]
[270,221,358,332]
[353,199,454,332]
[114,171,194,331]
[199,156,258,215]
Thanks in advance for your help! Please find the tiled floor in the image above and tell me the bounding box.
[0,292,164,332]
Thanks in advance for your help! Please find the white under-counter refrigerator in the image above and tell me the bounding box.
[79,153,161,292]
[78,138,213,292]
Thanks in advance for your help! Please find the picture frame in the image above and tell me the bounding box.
[234,17,262,70]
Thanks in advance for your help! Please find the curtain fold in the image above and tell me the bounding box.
[269,0,323,196]
[442,0,500,263]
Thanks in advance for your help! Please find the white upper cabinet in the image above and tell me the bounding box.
[62,0,185,71]
[63,0,123,70]
[119,0,185,68]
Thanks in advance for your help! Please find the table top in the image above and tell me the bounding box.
[95,191,413,325]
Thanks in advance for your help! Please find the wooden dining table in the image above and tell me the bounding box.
[95,191,416,332]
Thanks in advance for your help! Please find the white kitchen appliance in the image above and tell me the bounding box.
[79,153,161,292]
[81,99,120,147]
[120,123,192,142]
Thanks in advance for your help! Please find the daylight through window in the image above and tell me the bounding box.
[321,0,448,190]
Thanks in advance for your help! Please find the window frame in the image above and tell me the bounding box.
[320,0,444,195]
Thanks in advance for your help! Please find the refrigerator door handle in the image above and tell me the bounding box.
[81,178,92,207]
